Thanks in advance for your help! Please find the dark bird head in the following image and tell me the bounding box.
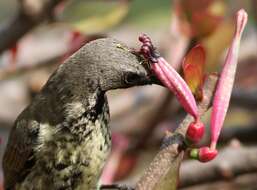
[55,38,161,94]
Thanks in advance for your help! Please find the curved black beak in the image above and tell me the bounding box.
[149,74,164,86]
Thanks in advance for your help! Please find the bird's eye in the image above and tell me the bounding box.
[124,72,142,84]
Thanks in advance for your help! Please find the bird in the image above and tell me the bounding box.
[2,38,160,190]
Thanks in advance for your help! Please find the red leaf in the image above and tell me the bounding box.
[182,44,206,100]
[182,0,214,12]
[175,0,221,38]
[191,11,222,38]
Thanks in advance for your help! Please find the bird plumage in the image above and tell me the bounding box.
[3,38,158,190]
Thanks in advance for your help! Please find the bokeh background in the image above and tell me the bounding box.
[0,0,257,189]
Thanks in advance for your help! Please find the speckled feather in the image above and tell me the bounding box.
[3,38,157,190]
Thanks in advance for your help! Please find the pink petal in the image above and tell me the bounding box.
[210,9,248,149]
[151,62,172,90]
[138,33,199,119]
[157,57,199,119]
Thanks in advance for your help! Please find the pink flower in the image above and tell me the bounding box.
[137,9,248,163]
[138,34,199,120]
[210,9,248,150]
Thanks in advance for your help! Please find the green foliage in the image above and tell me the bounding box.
[126,0,171,27]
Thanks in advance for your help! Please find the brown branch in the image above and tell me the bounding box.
[251,0,257,27]
[135,75,218,190]
[179,146,257,188]
[180,173,257,190]
[231,89,257,110]
[135,122,257,151]
[0,0,65,54]
[131,92,174,150]
[219,124,257,144]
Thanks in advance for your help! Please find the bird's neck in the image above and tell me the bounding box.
[60,87,107,121]
[37,74,107,126]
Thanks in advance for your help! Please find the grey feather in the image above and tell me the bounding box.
[3,38,159,190]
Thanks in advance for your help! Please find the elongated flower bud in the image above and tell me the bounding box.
[150,61,203,147]
[157,57,199,119]
[138,34,199,120]
[210,9,248,149]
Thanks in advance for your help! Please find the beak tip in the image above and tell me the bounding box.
[150,75,163,86]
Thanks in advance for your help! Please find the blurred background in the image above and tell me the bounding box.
[0,0,257,189]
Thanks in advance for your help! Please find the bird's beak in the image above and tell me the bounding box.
[140,60,164,87]
[135,53,164,87]
[148,73,164,86]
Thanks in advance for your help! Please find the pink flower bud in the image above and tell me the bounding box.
[138,34,199,120]
[210,9,248,149]
[186,121,205,144]
[190,147,218,162]
[157,57,199,119]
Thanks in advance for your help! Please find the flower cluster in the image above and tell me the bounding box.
[138,9,248,162]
